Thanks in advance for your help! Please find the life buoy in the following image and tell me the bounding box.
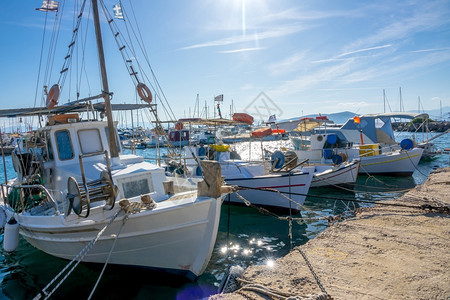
[175,122,183,131]
[46,84,61,109]
[137,83,152,103]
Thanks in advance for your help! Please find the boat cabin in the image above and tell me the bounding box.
[12,114,166,210]
[168,129,190,142]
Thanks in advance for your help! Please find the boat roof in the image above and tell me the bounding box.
[360,112,429,120]
[293,118,325,132]
[0,103,152,118]
[177,118,248,126]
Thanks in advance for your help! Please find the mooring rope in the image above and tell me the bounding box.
[87,213,130,300]
[235,185,449,213]
[34,208,124,300]
[405,149,429,177]
[309,175,415,194]
[235,278,330,300]
[358,165,400,188]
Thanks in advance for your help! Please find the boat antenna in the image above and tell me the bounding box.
[91,0,119,159]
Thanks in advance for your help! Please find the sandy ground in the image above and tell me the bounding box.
[211,167,450,300]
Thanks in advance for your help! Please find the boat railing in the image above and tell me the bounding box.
[1,183,61,215]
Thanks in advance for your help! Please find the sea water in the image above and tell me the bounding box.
[0,132,448,299]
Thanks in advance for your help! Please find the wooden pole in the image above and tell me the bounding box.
[91,0,119,159]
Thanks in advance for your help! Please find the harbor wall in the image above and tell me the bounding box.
[212,167,450,299]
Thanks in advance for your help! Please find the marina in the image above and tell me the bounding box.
[1,131,449,299]
[0,1,449,299]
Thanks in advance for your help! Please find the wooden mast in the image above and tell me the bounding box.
[91,0,119,159]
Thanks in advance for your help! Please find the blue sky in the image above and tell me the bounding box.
[1,0,449,123]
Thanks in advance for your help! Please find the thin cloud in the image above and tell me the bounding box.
[219,47,264,54]
[337,44,392,58]
[409,48,450,53]
[268,52,307,75]
[341,2,450,54]
[337,101,370,108]
[270,49,450,101]
[181,25,306,50]
[256,7,365,24]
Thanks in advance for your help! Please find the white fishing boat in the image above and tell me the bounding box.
[221,160,314,213]
[0,0,227,280]
[121,138,146,149]
[309,161,360,188]
[184,143,314,213]
[290,116,424,177]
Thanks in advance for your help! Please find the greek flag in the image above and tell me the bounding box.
[113,3,124,20]
[36,1,59,12]
[267,114,277,123]
[214,94,224,102]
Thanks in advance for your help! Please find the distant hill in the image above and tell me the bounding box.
[279,111,356,126]
[419,107,450,121]
[278,107,450,125]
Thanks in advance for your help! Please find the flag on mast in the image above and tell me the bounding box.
[267,114,277,123]
[214,94,223,102]
[36,1,59,12]
[113,4,124,20]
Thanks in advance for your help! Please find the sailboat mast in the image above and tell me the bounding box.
[91,0,119,158]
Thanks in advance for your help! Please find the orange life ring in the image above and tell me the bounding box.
[46,84,60,109]
[137,83,152,103]
[175,121,183,130]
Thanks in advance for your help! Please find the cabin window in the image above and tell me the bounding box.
[121,174,154,198]
[45,131,53,160]
[182,130,189,140]
[78,129,103,154]
[55,130,74,160]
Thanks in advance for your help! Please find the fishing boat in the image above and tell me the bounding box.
[291,116,423,176]
[266,148,360,188]
[185,144,314,213]
[145,133,166,148]
[0,0,227,280]
[121,138,147,149]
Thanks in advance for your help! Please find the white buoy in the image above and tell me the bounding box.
[3,217,19,252]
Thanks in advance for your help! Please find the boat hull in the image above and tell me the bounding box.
[225,171,313,213]
[358,148,424,176]
[310,160,360,188]
[15,194,222,279]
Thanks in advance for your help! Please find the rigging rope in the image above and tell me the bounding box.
[34,7,51,108]
[34,208,123,300]
[99,0,177,122]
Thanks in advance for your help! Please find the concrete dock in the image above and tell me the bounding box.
[212,167,450,300]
